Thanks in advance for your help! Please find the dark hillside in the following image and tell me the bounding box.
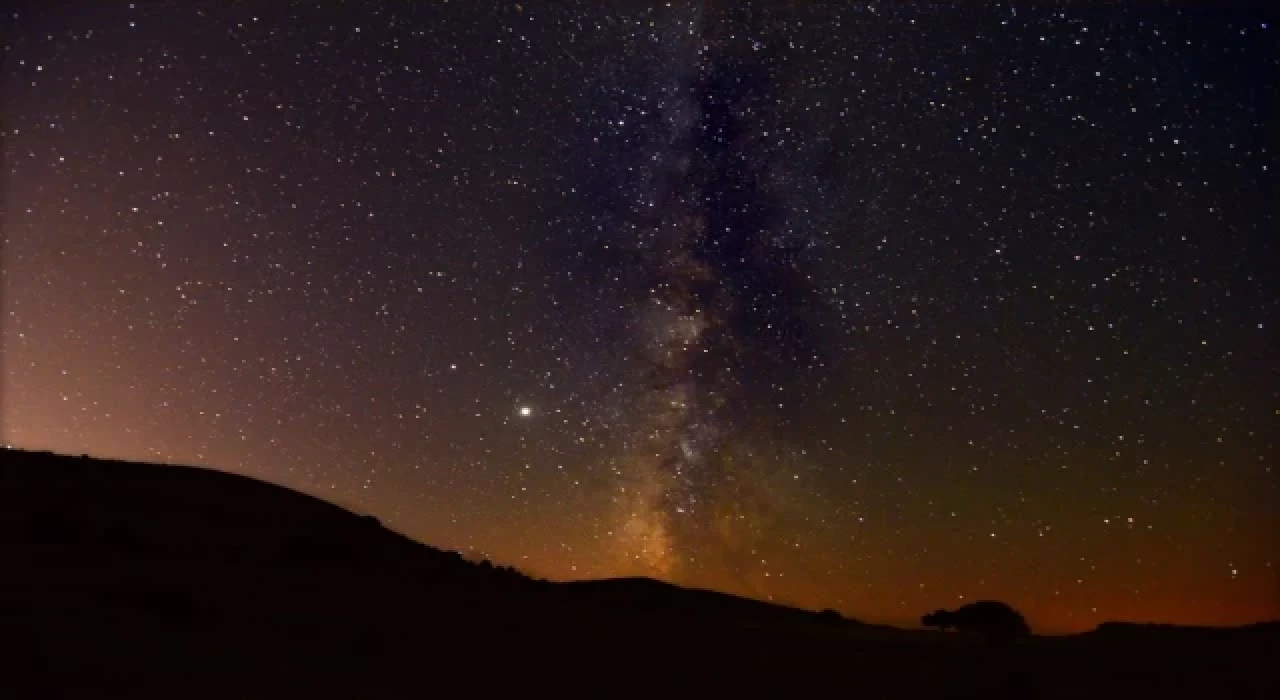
[1,448,503,581]
[558,576,863,628]
[1,448,1274,698]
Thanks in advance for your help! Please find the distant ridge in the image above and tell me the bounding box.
[1085,620,1280,641]
[559,576,862,627]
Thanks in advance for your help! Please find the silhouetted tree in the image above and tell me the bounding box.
[921,601,1031,645]
[922,608,955,631]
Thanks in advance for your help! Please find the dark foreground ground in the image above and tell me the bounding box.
[2,448,1275,698]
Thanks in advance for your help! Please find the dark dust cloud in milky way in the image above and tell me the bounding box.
[3,3,1275,632]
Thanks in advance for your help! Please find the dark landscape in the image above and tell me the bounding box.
[4,3,1277,697]
[3,448,1275,698]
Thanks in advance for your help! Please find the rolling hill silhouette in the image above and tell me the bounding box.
[2,448,1274,698]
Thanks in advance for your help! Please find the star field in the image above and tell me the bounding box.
[3,3,1276,632]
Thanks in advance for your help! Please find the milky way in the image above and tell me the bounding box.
[4,3,1275,631]
[605,18,844,582]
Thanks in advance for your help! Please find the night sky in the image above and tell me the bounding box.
[4,2,1276,633]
